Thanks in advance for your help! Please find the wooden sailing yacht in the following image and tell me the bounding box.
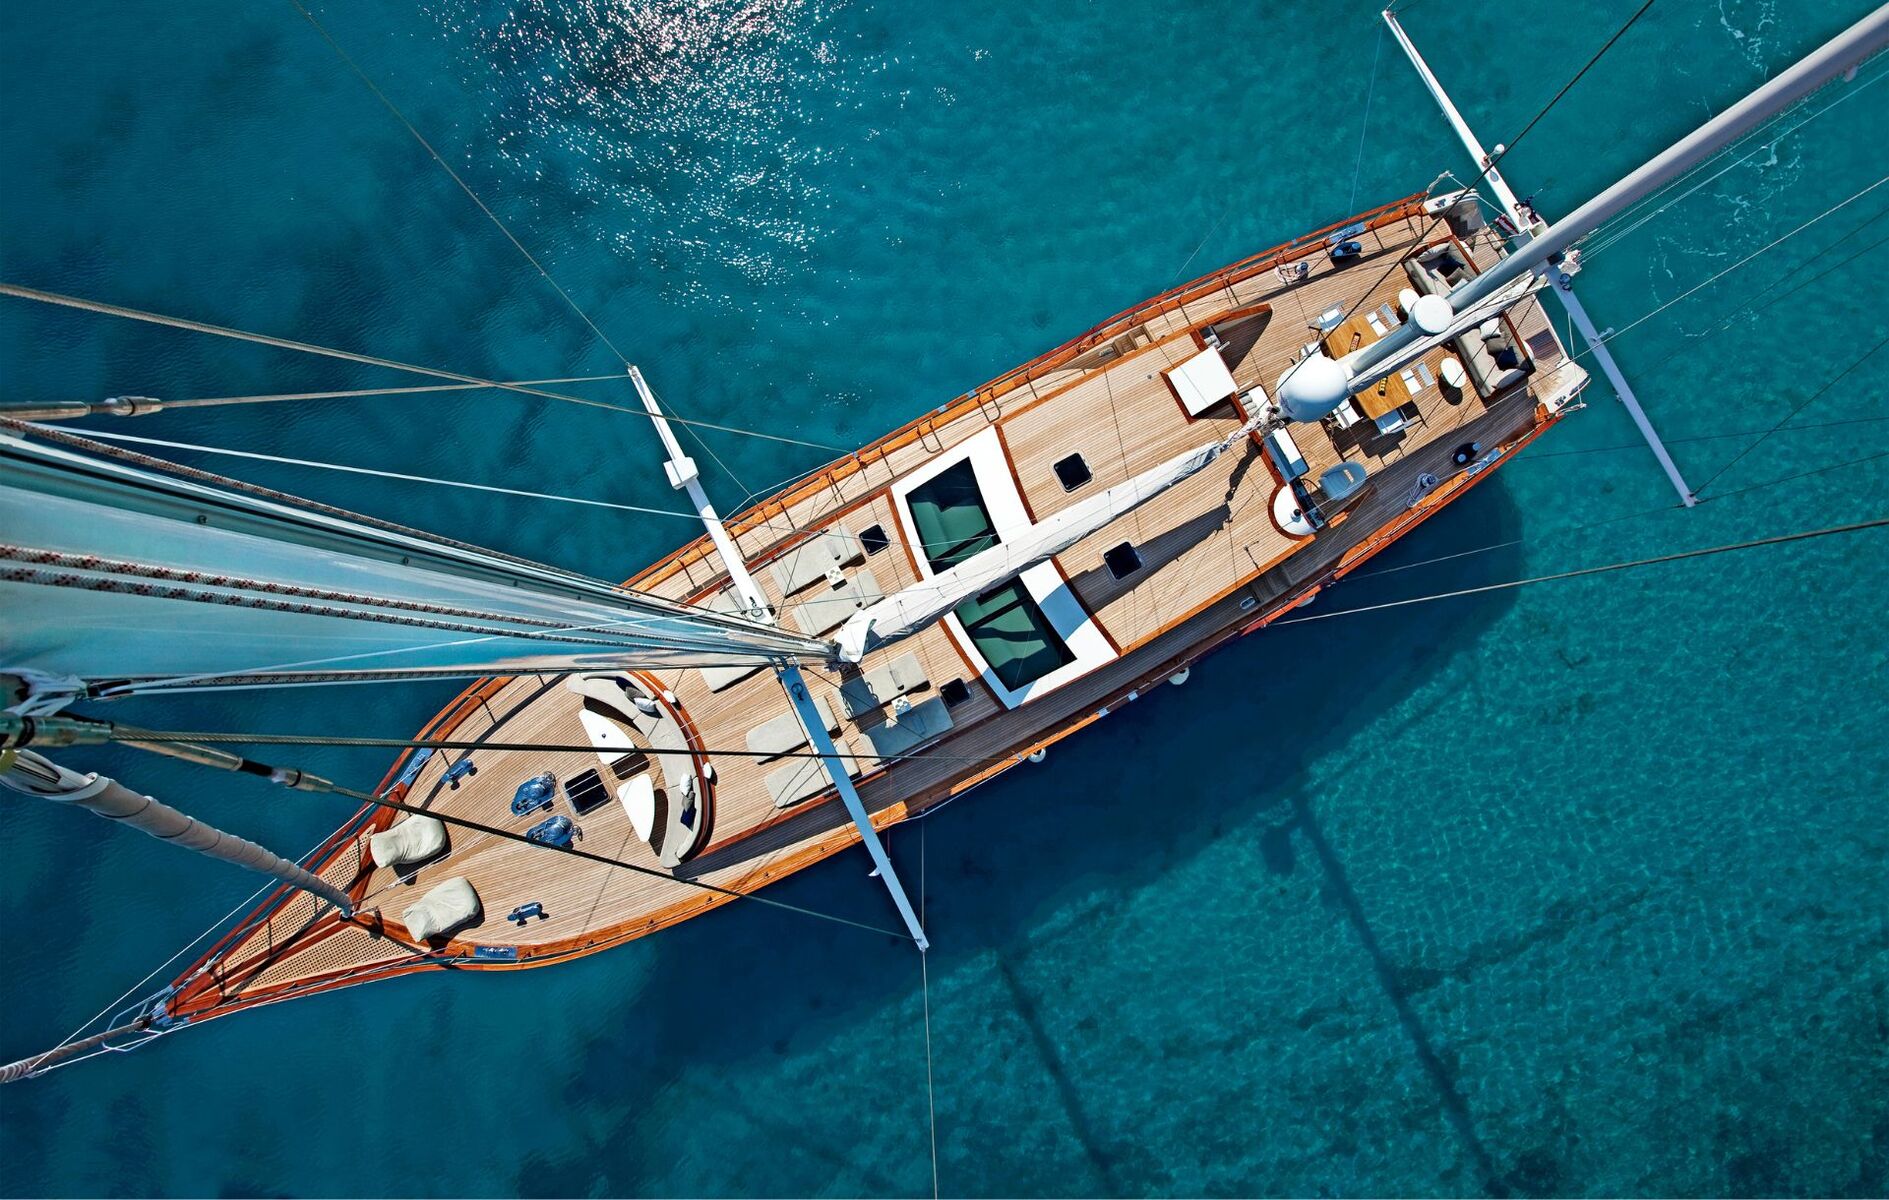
[3,4,1885,1079]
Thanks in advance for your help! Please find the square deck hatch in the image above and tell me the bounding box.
[1104,542,1143,580]
[1053,453,1092,492]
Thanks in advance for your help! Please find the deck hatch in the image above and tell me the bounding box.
[1053,453,1093,492]
[954,580,1074,691]
[906,459,999,571]
[563,768,611,815]
[1103,542,1143,580]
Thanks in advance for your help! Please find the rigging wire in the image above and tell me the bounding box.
[106,731,908,942]
[1579,173,1889,351]
[1696,213,1889,336]
[285,0,631,367]
[1346,437,1889,585]
[1537,185,1889,399]
[1345,496,1682,584]
[18,418,967,567]
[1349,22,1386,214]
[0,374,633,422]
[1697,445,1889,504]
[641,370,757,502]
[1574,61,1881,251]
[1273,517,1887,627]
[919,821,940,1199]
[85,723,1029,770]
[81,622,803,703]
[0,282,844,452]
[2,847,312,1081]
[285,0,769,500]
[58,427,714,523]
[1502,0,1658,170]
[1692,330,1889,495]
[1511,414,1889,463]
[1283,303,1889,590]
[1578,59,1889,259]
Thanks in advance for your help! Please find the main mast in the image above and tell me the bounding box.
[0,423,829,702]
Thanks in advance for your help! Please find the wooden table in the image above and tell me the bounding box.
[1323,313,1412,420]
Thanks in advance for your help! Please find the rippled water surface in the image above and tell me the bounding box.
[2,0,1885,1194]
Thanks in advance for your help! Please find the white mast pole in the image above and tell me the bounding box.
[624,368,930,952]
[1,429,829,692]
[1381,6,1698,507]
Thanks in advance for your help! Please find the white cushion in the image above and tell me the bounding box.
[617,776,656,842]
[368,815,447,868]
[402,876,480,940]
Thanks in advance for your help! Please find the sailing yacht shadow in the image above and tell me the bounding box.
[522,477,1535,1194]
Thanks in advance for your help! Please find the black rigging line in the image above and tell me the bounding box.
[1497,0,1658,167]
[1350,413,1889,585]
[1273,517,1887,627]
[0,283,843,451]
[1698,446,1889,505]
[284,0,630,366]
[286,0,771,501]
[1310,0,1660,352]
[1514,414,1889,461]
[88,725,1031,769]
[108,734,909,942]
[1705,215,1889,335]
[1693,330,1889,495]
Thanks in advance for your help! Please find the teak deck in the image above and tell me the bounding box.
[167,192,1590,1022]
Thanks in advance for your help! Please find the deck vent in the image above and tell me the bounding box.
[1104,542,1143,581]
[860,523,890,555]
[1054,453,1092,492]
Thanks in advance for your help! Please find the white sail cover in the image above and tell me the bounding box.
[836,425,1250,662]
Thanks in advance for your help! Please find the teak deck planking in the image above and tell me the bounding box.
[169,196,1587,1019]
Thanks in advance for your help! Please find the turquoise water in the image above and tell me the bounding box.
[2,0,1886,1194]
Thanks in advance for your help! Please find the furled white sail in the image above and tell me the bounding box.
[835,424,1252,662]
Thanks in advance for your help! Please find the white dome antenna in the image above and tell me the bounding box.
[1275,354,1351,423]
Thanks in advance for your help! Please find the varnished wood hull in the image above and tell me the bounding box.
[160,191,1588,1029]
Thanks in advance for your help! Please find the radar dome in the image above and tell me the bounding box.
[1277,354,1351,423]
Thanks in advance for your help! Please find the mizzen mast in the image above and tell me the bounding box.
[1277,1,1889,505]
[1378,7,1692,507]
